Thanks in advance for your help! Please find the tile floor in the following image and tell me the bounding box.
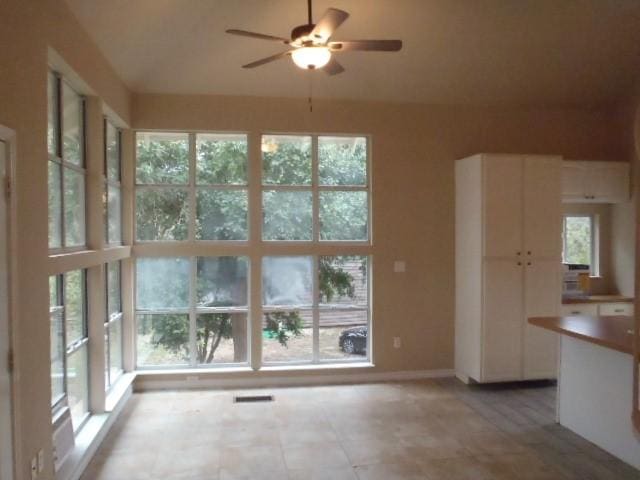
[81,378,640,480]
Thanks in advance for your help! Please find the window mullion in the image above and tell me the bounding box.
[189,133,197,242]
[189,256,197,366]
[312,135,319,243]
[312,255,319,363]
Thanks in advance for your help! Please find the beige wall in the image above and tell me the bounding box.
[132,94,625,386]
[1,1,131,479]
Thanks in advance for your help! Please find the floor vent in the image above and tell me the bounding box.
[233,395,274,403]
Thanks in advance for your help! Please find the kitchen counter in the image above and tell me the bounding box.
[529,315,634,354]
[529,314,640,469]
[561,295,634,305]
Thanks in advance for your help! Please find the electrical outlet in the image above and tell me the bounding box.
[393,261,406,273]
[37,449,44,473]
[393,337,401,349]
[30,456,37,480]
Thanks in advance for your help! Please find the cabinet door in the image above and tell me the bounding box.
[524,259,560,379]
[483,156,523,257]
[587,163,630,203]
[562,162,588,202]
[482,259,523,381]
[524,156,562,258]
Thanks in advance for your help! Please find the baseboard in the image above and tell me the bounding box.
[135,368,455,391]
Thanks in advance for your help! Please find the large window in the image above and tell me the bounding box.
[49,270,89,430]
[262,135,369,241]
[563,215,598,274]
[262,256,369,364]
[135,256,249,367]
[135,132,248,241]
[105,120,122,245]
[134,131,371,368]
[105,261,123,389]
[48,71,86,250]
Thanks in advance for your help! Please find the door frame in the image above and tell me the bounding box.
[0,124,18,480]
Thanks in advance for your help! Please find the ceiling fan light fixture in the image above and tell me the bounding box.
[291,46,331,70]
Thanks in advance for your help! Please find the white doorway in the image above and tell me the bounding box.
[0,138,14,480]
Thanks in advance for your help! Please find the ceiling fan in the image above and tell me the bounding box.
[226,0,402,75]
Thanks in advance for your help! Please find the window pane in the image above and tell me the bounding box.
[319,256,368,307]
[196,189,248,241]
[109,317,123,381]
[64,167,86,247]
[262,190,312,241]
[136,132,189,184]
[105,121,120,182]
[320,191,368,241]
[262,310,313,363]
[136,258,190,310]
[136,314,189,366]
[196,133,247,185]
[196,313,248,364]
[107,261,121,318]
[319,136,367,186]
[64,270,85,346]
[47,72,58,157]
[197,257,248,307]
[67,345,89,429]
[564,216,592,265]
[136,188,188,241]
[263,256,313,307]
[104,326,110,388]
[48,162,62,249]
[50,307,65,405]
[320,310,368,360]
[62,82,83,166]
[107,184,122,244]
[262,135,311,185]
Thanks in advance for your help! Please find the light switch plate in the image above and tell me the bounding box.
[393,261,406,273]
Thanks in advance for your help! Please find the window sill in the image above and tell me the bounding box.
[56,374,134,480]
[261,362,374,372]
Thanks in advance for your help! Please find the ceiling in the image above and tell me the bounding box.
[64,0,640,107]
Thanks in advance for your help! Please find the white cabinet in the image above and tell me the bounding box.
[561,161,630,203]
[455,154,561,383]
[560,302,634,317]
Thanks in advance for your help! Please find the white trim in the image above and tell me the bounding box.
[134,368,454,391]
[56,376,133,480]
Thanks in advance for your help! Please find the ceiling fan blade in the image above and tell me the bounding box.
[226,29,289,43]
[324,57,345,76]
[242,51,292,69]
[329,40,403,52]
[310,8,349,43]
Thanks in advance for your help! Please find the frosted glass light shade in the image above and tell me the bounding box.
[291,47,331,69]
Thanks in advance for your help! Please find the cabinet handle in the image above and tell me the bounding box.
[527,251,531,255]
[516,252,521,256]
[571,311,581,315]
[517,262,522,266]
[614,309,625,313]
[527,262,532,266]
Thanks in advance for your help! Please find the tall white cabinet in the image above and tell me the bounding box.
[455,154,561,383]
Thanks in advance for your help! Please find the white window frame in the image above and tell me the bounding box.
[134,131,250,244]
[261,133,371,244]
[50,270,90,432]
[134,256,251,369]
[562,214,599,276]
[104,119,123,246]
[261,255,371,366]
[48,71,87,253]
[104,261,123,389]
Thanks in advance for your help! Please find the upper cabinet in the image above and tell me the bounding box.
[562,161,630,203]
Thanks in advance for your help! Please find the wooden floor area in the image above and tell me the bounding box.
[81,378,640,479]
